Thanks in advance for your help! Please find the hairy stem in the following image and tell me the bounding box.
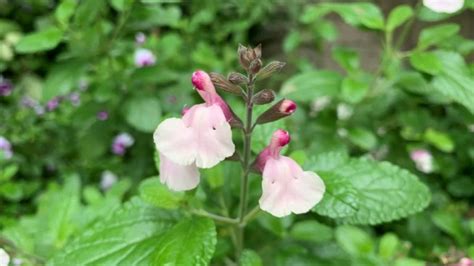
[236,74,255,259]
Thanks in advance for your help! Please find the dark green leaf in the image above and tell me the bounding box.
[335,225,374,255]
[290,221,333,243]
[43,60,87,101]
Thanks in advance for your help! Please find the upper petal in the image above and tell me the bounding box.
[154,118,197,165]
[159,153,200,191]
[259,156,325,217]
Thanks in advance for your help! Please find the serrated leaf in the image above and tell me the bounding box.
[48,198,177,265]
[240,250,263,266]
[15,27,63,53]
[386,5,414,32]
[139,177,184,209]
[124,96,162,132]
[152,218,216,265]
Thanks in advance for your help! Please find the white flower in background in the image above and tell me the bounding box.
[134,48,156,67]
[100,170,118,190]
[12,258,23,266]
[423,0,464,13]
[467,124,474,133]
[410,149,434,174]
[0,248,10,266]
[0,136,13,159]
[337,128,348,138]
[311,96,331,113]
[337,103,353,120]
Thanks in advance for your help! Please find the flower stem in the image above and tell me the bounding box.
[236,73,255,259]
[190,209,239,224]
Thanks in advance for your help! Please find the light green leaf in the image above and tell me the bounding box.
[281,70,342,102]
[0,164,19,182]
[347,127,377,150]
[283,31,301,53]
[409,52,442,75]
[432,210,466,244]
[290,221,333,243]
[55,0,77,27]
[386,5,414,32]
[431,51,474,114]
[240,250,263,266]
[153,218,216,265]
[139,177,184,209]
[378,233,399,259]
[417,24,460,50]
[335,225,374,255]
[423,128,454,152]
[15,27,63,53]
[394,258,425,266]
[341,74,370,103]
[124,96,162,132]
[48,198,177,265]
[43,60,88,101]
[319,2,385,30]
[332,47,359,72]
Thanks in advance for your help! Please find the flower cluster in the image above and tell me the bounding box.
[0,136,13,160]
[153,56,325,217]
[112,133,134,156]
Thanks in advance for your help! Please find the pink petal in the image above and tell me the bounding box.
[154,118,197,165]
[259,156,325,217]
[159,153,200,191]
[187,104,235,168]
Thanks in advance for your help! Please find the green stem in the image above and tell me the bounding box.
[190,209,238,224]
[236,74,255,259]
[242,205,260,226]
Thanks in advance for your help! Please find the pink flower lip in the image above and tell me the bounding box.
[274,129,291,147]
[191,70,207,91]
[280,99,297,114]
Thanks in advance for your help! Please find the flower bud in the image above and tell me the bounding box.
[227,72,247,85]
[256,99,297,125]
[256,61,286,80]
[249,59,262,74]
[237,44,262,71]
[209,72,242,95]
[252,89,275,105]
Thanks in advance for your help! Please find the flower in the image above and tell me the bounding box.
[135,32,146,45]
[337,103,353,120]
[0,248,10,266]
[97,111,109,121]
[0,136,13,160]
[100,170,118,190]
[112,133,134,156]
[46,97,61,111]
[255,129,325,217]
[134,48,156,67]
[0,78,13,96]
[154,70,235,191]
[410,149,434,173]
[69,92,81,106]
[423,0,464,13]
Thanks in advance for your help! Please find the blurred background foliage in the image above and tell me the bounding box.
[0,0,473,265]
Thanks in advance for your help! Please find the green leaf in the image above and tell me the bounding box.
[43,60,88,101]
[0,164,19,182]
[378,233,399,259]
[431,51,474,114]
[335,225,374,255]
[347,127,377,150]
[281,70,342,102]
[432,210,466,244]
[283,31,301,53]
[240,250,263,266]
[409,51,442,75]
[139,177,184,209]
[49,198,177,265]
[423,128,454,152]
[311,154,431,225]
[0,19,20,37]
[386,5,414,32]
[332,47,359,72]
[290,221,333,243]
[394,258,425,266]
[152,218,216,265]
[417,24,460,50]
[15,27,63,54]
[124,96,162,132]
[55,0,77,27]
[319,2,385,30]
[341,74,370,103]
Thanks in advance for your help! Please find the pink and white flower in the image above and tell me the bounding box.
[410,149,434,174]
[423,0,464,13]
[0,248,10,266]
[154,70,235,191]
[112,132,134,156]
[100,170,118,191]
[134,48,156,67]
[255,129,325,217]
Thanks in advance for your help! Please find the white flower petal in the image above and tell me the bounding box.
[423,0,464,13]
[159,153,200,191]
[154,118,197,165]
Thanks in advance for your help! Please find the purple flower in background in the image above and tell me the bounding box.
[112,133,134,156]
[134,48,156,68]
[46,97,60,111]
[135,32,146,45]
[410,149,434,174]
[0,136,13,160]
[97,111,109,121]
[69,92,81,106]
[100,170,118,190]
[0,78,13,96]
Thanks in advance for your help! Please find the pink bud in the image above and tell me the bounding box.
[191,70,215,93]
[273,129,291,147]
[279,99,297,114]
[410,149,434,174]
[134,48,156,67]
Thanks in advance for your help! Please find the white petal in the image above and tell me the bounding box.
[189,104,235,168]
[154,118,197,165]
[259,156,325,217]
[423,0,464,13]
[159,153,200,191]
